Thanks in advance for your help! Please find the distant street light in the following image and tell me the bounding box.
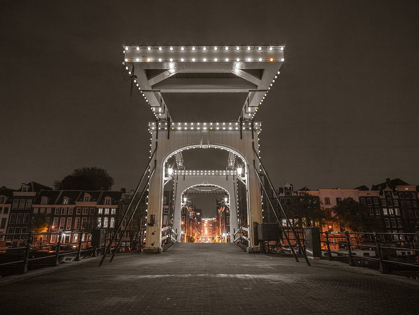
[224,197,228,203]
[183,197,187,203]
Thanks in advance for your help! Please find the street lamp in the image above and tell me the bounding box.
[237,167,243,176]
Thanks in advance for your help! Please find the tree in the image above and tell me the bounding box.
[283,193,325,228]
[30,213,49,233]
[54,167,115,190]
[330,197,382,232]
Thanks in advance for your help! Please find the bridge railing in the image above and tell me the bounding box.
[321,231,419,274]
[161,226,177,251]
[233,226,249,248]
[0,231,96,275]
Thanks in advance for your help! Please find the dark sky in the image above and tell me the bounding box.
[1,0,419,193]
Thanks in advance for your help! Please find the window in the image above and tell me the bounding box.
[374,198,379,205]
[411,192,416,199]
[17,213,23,224]
[383,208,388,215]
[387,200,393,207]
[83,194,91,202]
[97,217,102,228]
[98,208,103,214]
[55,208,60,215]
[103,217,109,228]
[61,208,67,215]
[47,208,52,214]
[104,197,111,205]
[399,192,404,199]
[384,218,390,228]
[68,208,73,215]
[367,198,372,205]
[381,199,386,206]
[33,208,39,214]
[408,210,414,218]
[375,208,380,215]
[3,207,8,214]
[75,217,81,229]
[415,209,419,218]
[40,207,46,214]
[397,218,402,227]
[1,218,6,229]
[82,217,87,228]
[390,218,396,228]
[63,197,69,205]
[90,208,95,215]
[104,208,110,215]
[110,217,115,228]
[41,196,49,205]
[52,217,59,229]
[76,207,82,215]
[111,209,116,215]
[25,199,32,210]
[7,227,14,239]
[23,213,30,224]
[83,208,88,215]
[280,198,285,204]
[395,208,400,216]
[369,206,374,215]
[21,185,29,192]
[389,208,394,215]
[360,198,366,204]
[324,197,331,205]
[19,199,26,209]
[66,218,72,230]
[413,201,418,208]
[12,199,19,209]
[0,196,6,203]
[59,218,65,230]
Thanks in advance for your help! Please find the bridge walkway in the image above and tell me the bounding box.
[1,243,419,314]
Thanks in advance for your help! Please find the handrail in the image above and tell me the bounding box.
[252,145,311,266]
[109,166,156,263]
[233,227,242,237]
[99,146,157,266]
[170,229,177,237]
[241,227,248,232]
[161,226,170,232]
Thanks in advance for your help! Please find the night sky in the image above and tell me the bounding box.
[1,1,419,199]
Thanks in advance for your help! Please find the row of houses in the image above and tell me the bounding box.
[272,178,419,238]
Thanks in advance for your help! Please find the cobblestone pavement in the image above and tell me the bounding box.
[2,243,419,314]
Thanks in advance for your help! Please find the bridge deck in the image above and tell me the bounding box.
[1,243,418,314]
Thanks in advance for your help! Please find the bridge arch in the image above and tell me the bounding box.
[144,125,262,253]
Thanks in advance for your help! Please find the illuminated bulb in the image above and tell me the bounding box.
[214,46,218,50]
[281,47,284,51]
[236,46,240,50]
[236,58,240,61]
[247,46,251,50]
[147,58,150,62]
[247,58,251,61]
[258,47,262,50]
[203,47,206,50]
[192,47,195,50]
[136,58,139,62]
[203,58,207,61]
[281,58,284,62]
[158,58,162,62]
[147,47,151,50]
[124,58,128,62]
[181,47,184,50]
[181,58,184,62]
[170,58,173,62]
[125,66,128,70]
[214,58,218,61]
[259,58,262,61]
[192,58,195,62]
[159,47,162,50]
[225,46,228,50]
[225,58,229,61]
[269,47,273,50]
[125,47,129,51]
[270,58,273,61]
[136,47,139,50]
[170,47,173,50]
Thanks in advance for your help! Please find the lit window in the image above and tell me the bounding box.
[98,208,103,214]
[83,194,91,202]
[63,197,69,205]
[103,217,108,228]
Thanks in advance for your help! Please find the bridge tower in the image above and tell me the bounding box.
[123,45,284,253]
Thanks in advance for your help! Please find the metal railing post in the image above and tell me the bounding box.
[325,231,332,261]
[21,232,33,274]
[345,231,354,266]
[374,232,387,273]
[55,231,63,266]
[76,232,83,261]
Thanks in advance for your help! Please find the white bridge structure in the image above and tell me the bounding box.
[119,45,285,254]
